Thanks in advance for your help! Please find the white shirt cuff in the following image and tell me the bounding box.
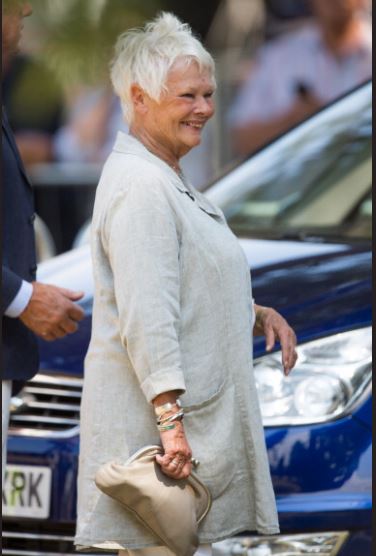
[5,280,33,318]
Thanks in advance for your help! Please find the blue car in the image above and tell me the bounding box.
[3,81,371,556]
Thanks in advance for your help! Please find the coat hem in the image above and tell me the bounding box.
[75,540,162,552]
[74,523,280,551]
[198,523,280,544]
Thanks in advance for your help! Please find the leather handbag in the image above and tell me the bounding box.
[94,445,211,556]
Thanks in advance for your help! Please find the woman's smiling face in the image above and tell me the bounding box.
[137,59,216,160]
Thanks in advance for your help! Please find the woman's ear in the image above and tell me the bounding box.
[130,84,148,115]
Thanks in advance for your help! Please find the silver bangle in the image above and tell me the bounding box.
[157,410,184,425]
[154,398,181,418]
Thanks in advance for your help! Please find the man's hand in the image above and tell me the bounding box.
[19,282,85,341]
[254,304,298,375]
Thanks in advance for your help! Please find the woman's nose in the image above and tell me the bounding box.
[193,96,214,117]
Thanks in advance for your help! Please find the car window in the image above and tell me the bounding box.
[208,84,372,240]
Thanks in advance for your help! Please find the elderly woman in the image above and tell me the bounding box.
[75,12,297,556]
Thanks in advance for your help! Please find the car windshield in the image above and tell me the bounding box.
[208,83,372,241]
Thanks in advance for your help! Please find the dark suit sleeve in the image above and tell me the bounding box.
[2,109,40,382]
[2,266,23,314]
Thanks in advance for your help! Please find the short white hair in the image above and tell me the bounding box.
[110,12,216,124]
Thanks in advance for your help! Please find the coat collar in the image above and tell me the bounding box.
[112,131,189,192]
[112,131,223,219]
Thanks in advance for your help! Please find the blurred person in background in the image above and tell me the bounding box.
[2,0,85,485]
[2,1,65,168]
[2,52,65,167]
[53,86,128,164]
[228,0,372,155]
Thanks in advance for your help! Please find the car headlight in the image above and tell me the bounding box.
[213,532,348,555]
[254,327,371,426]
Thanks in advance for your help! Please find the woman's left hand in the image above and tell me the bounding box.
[156,422,193,479]
[254,304,298,375]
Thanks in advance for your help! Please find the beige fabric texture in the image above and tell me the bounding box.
[75,132,279,551]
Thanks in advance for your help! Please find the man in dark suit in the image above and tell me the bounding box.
[2,1,85,481]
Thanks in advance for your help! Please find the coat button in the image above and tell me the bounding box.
[29,213,36,224]
[30,264,37,274]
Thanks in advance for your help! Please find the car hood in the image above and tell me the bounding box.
[239,237,371,344]
[37,244,94,302]
[36,237,371,369]
[37,238,370,312]
[36,237,353,290]
[239,238,349,269]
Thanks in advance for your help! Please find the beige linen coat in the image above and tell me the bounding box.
[75,132,279,551]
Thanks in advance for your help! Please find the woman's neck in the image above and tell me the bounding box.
[129,124,182,174]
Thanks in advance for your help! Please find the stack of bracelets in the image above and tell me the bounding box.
[154,399,184,432]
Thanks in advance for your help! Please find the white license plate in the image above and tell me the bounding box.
[2,465,52,519]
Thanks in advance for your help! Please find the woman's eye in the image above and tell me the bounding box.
[181,93,194,98]
[204,92,214,99]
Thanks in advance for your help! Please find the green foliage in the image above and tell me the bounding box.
[28,0,165,86]
[2,0,22,11]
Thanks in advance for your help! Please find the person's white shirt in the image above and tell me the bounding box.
[228,21,372,127]
[4,280,32,317]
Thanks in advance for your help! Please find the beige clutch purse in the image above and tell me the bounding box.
[94,445,211,556]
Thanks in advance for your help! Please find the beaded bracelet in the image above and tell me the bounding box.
[157,422,177,432]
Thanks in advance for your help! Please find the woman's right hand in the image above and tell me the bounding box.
[156,421,192,479]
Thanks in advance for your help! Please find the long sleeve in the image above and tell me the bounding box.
[2,266,23,315]
[105,179,186,402]
[4,279,33,317]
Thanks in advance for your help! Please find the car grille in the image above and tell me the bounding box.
[2,520,114,556]
[9,373,83,438]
